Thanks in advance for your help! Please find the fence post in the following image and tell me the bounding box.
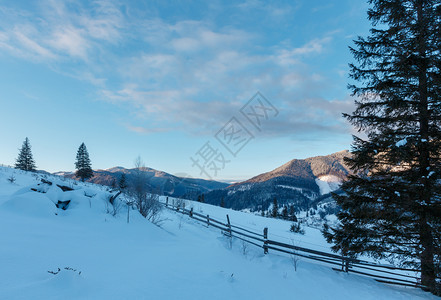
[207,214,210,227]
[263,227,268,254]
[190,207,193,217]
[342,257,349,272]
[166,197,168,207]
[226,214,232,236]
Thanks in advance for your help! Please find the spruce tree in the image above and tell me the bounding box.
[119,173,128,191]
[15,137,36,171]
[323,0,441,294]
[75,143,93,182]
[271,197,278,218]
[289,205,297,222]
[281,205,288,220]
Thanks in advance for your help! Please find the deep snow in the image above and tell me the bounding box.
[0,166,436,299]
[315,175,342,195]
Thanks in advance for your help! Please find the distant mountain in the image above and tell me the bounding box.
[56,166,229,198]
[54,150,351,210]
[204,150,351,211]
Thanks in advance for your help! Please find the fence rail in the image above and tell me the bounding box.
[161,199,424,289]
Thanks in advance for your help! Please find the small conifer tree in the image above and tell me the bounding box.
[15,137,36,172]
[289,205,297,222]
[119,173,128,191]
[271,197,278,218]
[75,143,93,182]
[282,205,289,220]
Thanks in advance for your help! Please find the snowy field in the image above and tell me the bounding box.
[0,166,436,299]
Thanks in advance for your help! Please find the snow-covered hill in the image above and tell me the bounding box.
[0,166,435,299]
[315,174,342,195]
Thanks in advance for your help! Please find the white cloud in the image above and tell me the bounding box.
[12,26,57,60]
[0,0,124,62]
[0,1,353,140]
[101,85,234,131]
[274,36,332,67]
[48,26,89,59]
[171,37,200,52]
[236,0,298,17]
[79,0,124,42]
[124,124,173,135]
[97,23,347,136]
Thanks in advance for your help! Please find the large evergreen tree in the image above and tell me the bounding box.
[15,137,36,171]
[75,143,93,182]
[323,0,441,294]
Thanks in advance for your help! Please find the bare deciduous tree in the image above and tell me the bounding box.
[128,156,162,224]
[241,240,249,256]
[290,239,300,272]
[110,197,122,217]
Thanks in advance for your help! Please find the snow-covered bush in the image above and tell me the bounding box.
[290,222,305,235]
[7,174,16,184]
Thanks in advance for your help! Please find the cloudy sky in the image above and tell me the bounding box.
[0,0,370,181]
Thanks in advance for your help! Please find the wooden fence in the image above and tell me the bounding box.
[162,198,428,290]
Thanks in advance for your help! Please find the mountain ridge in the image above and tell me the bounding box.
[52,150,351,211]
[56,166,229,198]
[205,150,351,211]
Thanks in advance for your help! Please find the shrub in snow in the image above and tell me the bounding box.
[7,174,16,184]
[241,240,249,256]
[290,239,300,272]
[48,268,61,275]
[128,156,163,224]
[48,267,81,276]
[173,198,186,210]
[290,222,305,235]
[56,200,71,210]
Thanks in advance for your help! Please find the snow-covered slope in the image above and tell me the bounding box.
[315,174,342,195]
[0,167,435,299]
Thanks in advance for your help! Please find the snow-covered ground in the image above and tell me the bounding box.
[0,166,436,299]
[315,175,342,195]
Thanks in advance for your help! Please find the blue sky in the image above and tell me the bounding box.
[0,0,370,181]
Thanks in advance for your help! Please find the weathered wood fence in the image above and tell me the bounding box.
[162,199,426,289]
